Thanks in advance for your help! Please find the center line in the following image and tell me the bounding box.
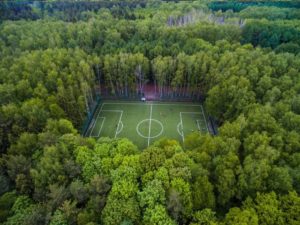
[148,104,153,147]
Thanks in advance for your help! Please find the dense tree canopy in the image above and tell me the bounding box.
[1,1,300,225]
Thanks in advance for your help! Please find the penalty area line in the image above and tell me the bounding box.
[196,119,201,131]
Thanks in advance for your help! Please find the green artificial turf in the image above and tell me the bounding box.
[86,101,209,149]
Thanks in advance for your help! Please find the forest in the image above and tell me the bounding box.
[1,0,300,225]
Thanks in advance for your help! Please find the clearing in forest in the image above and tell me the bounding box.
[86,101,209,149]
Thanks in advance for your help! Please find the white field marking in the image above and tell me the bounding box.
[179,111,202,142]
[149,119,164,138]
[148,104,153,147]
[116,121,124,135]
[114,111,123,138]
[102,110,123,112]
[89,103,105,136]
[97,117,106,137]
[196,120,207,131]
[87,118,96,136]
[177,122,183,137]
[136,120,149,138]
[180,112,184,143]
[180,112,203,114]
[196,120,201,131]
[91,117,105,138]
[200,105,209,132]
[136,119,163,139]
[103,102,202,107]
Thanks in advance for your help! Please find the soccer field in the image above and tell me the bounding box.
[86,101,209,149]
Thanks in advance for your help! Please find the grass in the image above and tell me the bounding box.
[86,100,209,149]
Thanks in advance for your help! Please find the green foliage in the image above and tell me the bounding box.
[50,210,68,225]
[1,2,300,225]
[190,209,217,225]
[239,6,300,20]
[7,132,38,156]
[3,195,40,225]
[192,175,215,210]
[242,19,300,49]
[245,192,284,225]
[140,146,167,173]
[280,191,300,224]
[101,197,140,225]
[167,178,193,223]
[138,179,166,209]
[70,180,88,204]
[206,76,255,121]
[224,207,258,225]
[0,192,17,223]
[143,204,176,225]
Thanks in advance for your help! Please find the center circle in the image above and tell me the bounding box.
[136,119,164,139]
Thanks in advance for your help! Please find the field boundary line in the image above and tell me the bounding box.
[88,119,96,136]
[148,104,153,147]
[104,102,202,107]
[89,103,105,136]
[180,112,203,114]
[200,106,209,132]
[115,111,123,138]
[91,117,105,138]
[102,110,123,112]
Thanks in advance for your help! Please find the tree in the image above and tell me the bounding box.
[69,180,88,204]
[267,166,293,194]
[7,132,38,157]
[101,197,140,225]
[3,195,45,225]
[0,192,17,223]
[138,179,166,209]
[292,95,300,114]
[167,178,193,223]
[190,209,217,225]
[87,174,111,213]
[143,205,176,225]
[192,175,215,210]
[214,150,241,206]
[244,192,284,225]
[21,98,49,133]
[224,207,258,225]
[280,191,300,224]
[50,209,68,225]
[206,76,255,121]
[5,154,31,182]
[139,146,167,173]
[30,134,81,199]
